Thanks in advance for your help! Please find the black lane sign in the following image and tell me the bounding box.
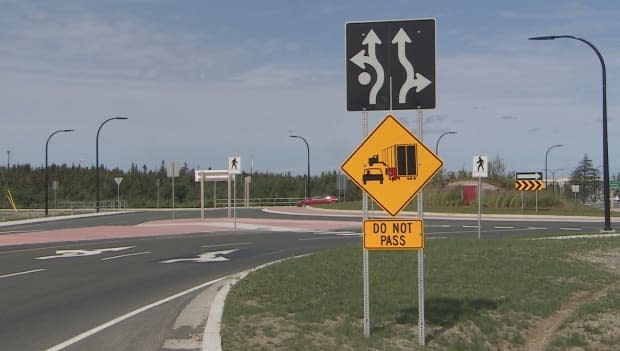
[363,219,424,250]
[346,18,436,111]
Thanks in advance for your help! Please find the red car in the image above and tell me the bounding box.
[296,195,339,207]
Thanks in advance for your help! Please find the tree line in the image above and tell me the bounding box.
[0,162,362,209]
[0,154,614,209]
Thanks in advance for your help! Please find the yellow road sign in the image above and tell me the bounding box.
[363,219,424,250]
[341,114,443,216]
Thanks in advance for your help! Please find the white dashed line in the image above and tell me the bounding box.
[0,268,46,279]
[560,227,582,231]
[100,252,151,261]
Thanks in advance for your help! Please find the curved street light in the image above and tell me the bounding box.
[544,144,564,190]
[435,131,457,154]
[289,135,310,199]
[96,117,128,212]
[529,35,611,231]
[45,129,75,216]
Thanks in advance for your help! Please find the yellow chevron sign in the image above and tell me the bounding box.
[515,180,545,191]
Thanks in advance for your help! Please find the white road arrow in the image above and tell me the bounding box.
[392,28,432,103]
[349,29,384,105]
[36,246,136,260]
[160,249,239,263]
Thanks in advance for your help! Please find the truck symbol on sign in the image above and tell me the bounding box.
[363,144,417,183]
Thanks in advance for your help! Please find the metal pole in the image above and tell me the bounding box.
[290,135,310,198]
[200,171,205,220]
[477,176,482,239]
[529,35,611,231]
[417,109,425,346]
[362,111,370,337]
[45,129,74,216]
[545,144,563,189]
[96,117,128,212]
[435,131,456,154]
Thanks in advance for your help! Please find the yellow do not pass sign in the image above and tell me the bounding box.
[363,219,424,250]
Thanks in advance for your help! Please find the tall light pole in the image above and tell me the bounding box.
[529,35,611,231]
[289,135,310,199]
[96,117,128,212]
[544,144,564,190]
[45,129,75,216]
[435,131,457,154]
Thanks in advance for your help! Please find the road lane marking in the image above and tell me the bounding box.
[462,225,478,228]
[44,276,227,351]
[161,249,238,263]
[299,236,358,241]
[201,242,252,248]
[36,246,136,260]
[528,227,548,230]
[494,226,515,229]
[560,227,582,231]
[100,251,151,261]
[0,268,46,279]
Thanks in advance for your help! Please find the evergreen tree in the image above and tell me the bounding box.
[569,154,599,202]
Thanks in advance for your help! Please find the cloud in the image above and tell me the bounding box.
[499,115,518,121]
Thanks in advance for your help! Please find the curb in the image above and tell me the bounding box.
[201,255,309,351]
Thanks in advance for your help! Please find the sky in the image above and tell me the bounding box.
[1,0,619,179]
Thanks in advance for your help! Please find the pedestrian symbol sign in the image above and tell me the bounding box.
[228,156,241,175]
[341,114,443,216]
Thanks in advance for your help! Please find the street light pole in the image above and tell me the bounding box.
[96,117,128,212]
[289,135,310,199]
[435,131,457,154]
[529,35,612,231]
[45,129,75,216]
[544,144,563,190]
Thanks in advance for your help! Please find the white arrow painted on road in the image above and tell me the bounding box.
[36,246,136,260]
[349,29,384,105]
[392,28,431,103]
[160,249,239,264]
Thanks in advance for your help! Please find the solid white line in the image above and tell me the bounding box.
[44,276,227,351]
[100,252,151,261]
[560,227,582,231]
[299,236,356,241]
[201,242,252,248]
[0,268,46,279]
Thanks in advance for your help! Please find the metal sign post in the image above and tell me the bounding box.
[361,111,370,338]
[472,155,488,239]
[417,109,425,346]
[167,161,180,220]
[114,177,123,210]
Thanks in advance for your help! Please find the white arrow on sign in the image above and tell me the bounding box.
[36,246,136,260]
[160,249,238,264]
[516,172,543,180]
[392,28,432,103]
[349,29,384,105]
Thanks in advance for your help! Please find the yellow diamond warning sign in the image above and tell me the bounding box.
[364,219,424,250]
[341,114,443,216]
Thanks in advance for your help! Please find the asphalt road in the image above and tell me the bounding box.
[0,208,614,350]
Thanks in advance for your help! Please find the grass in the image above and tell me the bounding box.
[221,235,620,350]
